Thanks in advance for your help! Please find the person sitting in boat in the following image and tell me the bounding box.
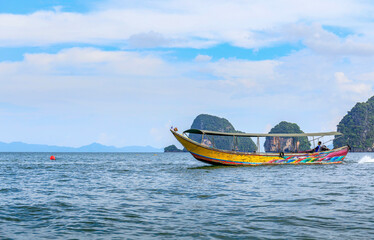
[315,141,322,152]
[314,141,329,152]
[321,145,329,151]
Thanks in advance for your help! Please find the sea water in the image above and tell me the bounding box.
[1,152,374,239]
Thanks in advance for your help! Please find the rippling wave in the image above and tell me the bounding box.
[1,152,374,239]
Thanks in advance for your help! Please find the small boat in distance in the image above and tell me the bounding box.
[171,128,349,166]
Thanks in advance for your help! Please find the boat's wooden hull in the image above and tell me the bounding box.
[171,130,349,166]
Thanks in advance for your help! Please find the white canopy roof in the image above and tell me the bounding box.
[183,129,343,137]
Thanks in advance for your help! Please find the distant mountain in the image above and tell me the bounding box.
[264,121,311,152]
[188,114,257,152]
[164,145,184,152]
[334,96,374,152]
[0,141,162,152]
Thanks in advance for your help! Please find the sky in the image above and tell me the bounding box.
[0,0,374,149]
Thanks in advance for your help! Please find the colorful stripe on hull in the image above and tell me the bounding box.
[191,152,345,166]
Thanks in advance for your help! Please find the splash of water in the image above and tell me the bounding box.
[358,156,374,164]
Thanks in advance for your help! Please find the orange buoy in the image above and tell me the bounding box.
[50,155,56,160]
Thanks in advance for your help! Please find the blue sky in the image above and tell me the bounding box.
[0,0,100,13]
[0,0,374,148]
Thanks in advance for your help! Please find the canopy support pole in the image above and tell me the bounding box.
[233,136,238,151]
[257,137,260,153]
[277,137,281,153]
[211,136,216,148]
[297,137,299,152]
[308,136,323,143]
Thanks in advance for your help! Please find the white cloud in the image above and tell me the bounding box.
[0,47,168,77]
[205,58,280,91]
[0,47,218,147]
[335,72,373,96]
[357,72,374,82]
[1,0,374,149]
[0,48,175,115]
[0,0,373,50]
[128,31,170,48]
[335,72,350,84]
[305,27,374,56]
[194,54,212,62]
[1,45,374,147]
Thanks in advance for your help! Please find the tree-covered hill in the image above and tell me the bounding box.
[264,121,311,152]
[189,114,257,152]
[164,145,184,152]
[334,96,374,151]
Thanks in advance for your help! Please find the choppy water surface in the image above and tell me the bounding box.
[1,152,374,239]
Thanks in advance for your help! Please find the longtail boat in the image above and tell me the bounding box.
[171,128,349,166]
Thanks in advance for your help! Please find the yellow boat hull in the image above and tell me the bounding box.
[171,130,348,166]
